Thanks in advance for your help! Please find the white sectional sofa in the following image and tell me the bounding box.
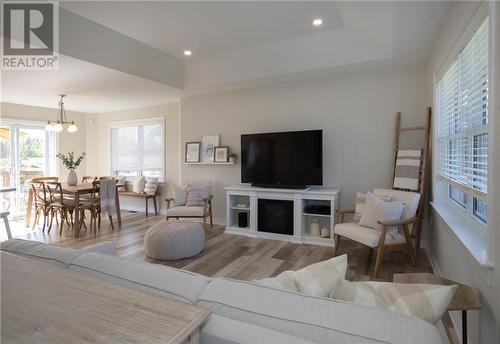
[0,239,445,343]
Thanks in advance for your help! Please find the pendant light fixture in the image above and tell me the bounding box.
[45,94,78,133]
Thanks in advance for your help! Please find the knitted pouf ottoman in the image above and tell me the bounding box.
[144,221,205,260]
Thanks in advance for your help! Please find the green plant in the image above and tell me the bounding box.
[228,152,237,158]
[57,152,86,170]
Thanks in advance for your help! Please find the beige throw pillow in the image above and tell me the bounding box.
[294,254,348,297]
[359,192,404,234]
[330,280,457,324]
[353,192,391,223]
[132,176,146,193]
[253,271,298,292]
[144,177,158,195]
[172,185,188,206]
[254,255,347,297]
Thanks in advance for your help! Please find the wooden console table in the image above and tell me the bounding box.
[393,272,481,344]
[1,252,211,344]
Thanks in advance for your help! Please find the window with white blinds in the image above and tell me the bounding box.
[110,118,165,181]
[436,18,488,224]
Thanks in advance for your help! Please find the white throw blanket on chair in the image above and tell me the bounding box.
[100,179,116,217]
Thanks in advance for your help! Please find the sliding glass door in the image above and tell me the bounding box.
[0,121,57,217]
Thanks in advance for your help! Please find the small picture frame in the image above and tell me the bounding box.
[214,146,229,162]
[185,142,201,163]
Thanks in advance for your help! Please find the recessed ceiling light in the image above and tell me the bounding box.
[184,50,192,56]
[313,18,323,27]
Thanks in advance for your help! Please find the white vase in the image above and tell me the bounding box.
[310,219,321,237]
[67,170,78,186]
[321,227,330,238]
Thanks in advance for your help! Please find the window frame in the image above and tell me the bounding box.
[108,117,165,182]
[434,14,489,230]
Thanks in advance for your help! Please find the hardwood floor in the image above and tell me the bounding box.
[17,211,432,281]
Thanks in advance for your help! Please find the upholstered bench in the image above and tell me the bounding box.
[144,221,205,260]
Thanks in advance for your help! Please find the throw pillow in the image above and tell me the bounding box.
[144,177,159,195]
[330,280,457,324]
[359,192,404,233]
[353,192,391,223]
[172,185,188,206]
[186,186,210,207]
[253,254,347,297]
[132,176,146,194]
[253,271,298,292]
[293,254,347,297]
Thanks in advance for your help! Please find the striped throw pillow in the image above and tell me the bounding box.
[393,149,422,191]
[330,280,457,324]
[186,186,209,207]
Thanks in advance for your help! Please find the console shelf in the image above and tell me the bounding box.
[225,185,340,247]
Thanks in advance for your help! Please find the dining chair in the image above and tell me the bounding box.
[32,176,59,183]
[30,182,51,232]
[82,176,97,183]
[46,182,76,235]
[77,180,101,236]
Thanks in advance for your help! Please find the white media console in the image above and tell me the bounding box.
[225,185,340,247]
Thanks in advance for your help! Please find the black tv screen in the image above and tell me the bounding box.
[241,130,323,188]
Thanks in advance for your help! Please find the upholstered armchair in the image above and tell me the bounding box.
[165,181,213,226]
[333,188,420,278]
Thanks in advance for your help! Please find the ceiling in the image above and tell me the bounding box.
[1,1,452,113]
[61,1,344,60]
[1,54,180,113]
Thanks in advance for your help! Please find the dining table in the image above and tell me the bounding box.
[25,182,123,236]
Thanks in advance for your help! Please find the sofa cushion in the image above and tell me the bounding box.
[0,239,83,268]
[68,253,211,304]
[196,278,443,344]
[201,315,313,344]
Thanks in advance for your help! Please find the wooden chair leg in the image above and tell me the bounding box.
[32,210,39,230]
[145,198,148,217]
[109,215,115,231]
[334,235,341,256]
[48,209,54,233]
[373,228,388,278]
[59,210,65,236]
[41,209,47,233]
[373,246,386,278]
[403,224,416,266]
[153,196,158,215]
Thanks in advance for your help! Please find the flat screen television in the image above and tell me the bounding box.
[241,130,323,189]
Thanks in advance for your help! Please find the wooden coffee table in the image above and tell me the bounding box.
[1,252,211,344]
[393,272,481,344]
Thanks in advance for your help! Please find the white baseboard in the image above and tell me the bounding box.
[423,243,462,344]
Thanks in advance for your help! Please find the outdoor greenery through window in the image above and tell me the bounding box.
[110,118,165,181]
[437,18,488,225]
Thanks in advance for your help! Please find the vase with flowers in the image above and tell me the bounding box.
[57,152,86,186]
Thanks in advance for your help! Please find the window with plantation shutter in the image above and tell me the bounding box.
[109,118,165,181]
[436,18,488,224]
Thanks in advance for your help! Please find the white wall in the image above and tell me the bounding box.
[86,102,180,212]
[180,63,430,223]
[427,1,500,343]
[0,102,88,179]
